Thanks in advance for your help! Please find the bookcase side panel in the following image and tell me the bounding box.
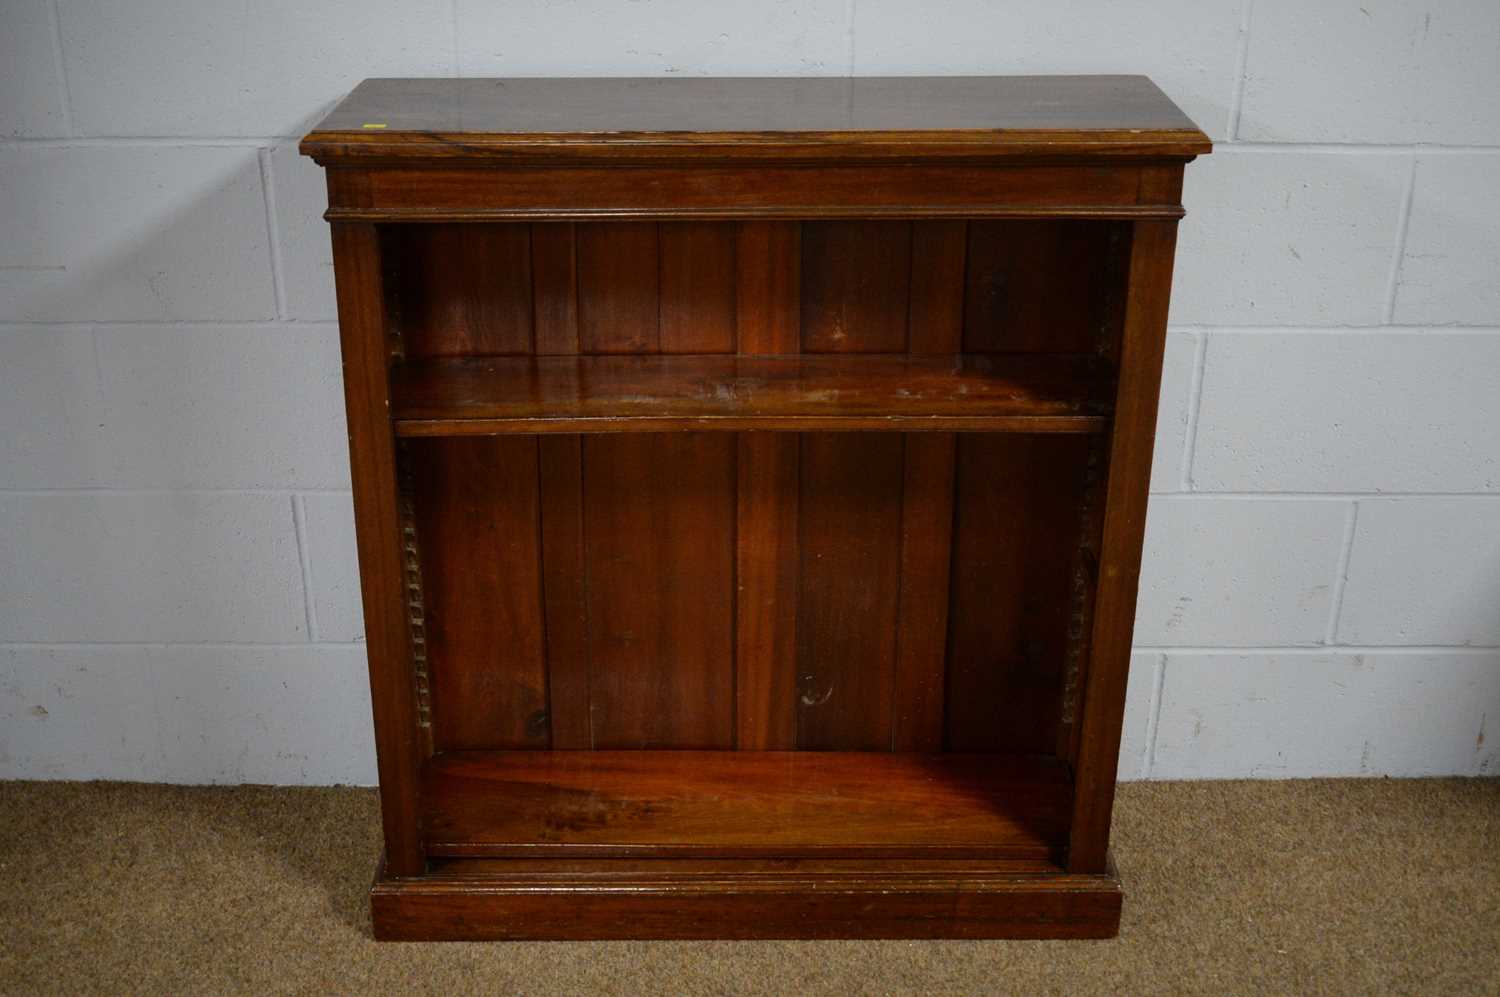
[329,221,426,877]
[1069,218,1181,873]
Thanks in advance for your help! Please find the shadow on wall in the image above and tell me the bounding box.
[1,146,278,323]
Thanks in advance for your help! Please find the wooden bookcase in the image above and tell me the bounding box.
[300,76,1210,941]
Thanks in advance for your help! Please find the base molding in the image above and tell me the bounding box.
[370,855,1123,941]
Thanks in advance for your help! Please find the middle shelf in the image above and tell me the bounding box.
[390,353,1114,436]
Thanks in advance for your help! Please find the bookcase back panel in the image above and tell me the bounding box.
[407,436,549,751]
[946,433,1095,754]
[580,433,738,748]
[401,429,1095,756]
[385,220,1124,359]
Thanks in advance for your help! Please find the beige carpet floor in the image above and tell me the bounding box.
[1,778,1496,995]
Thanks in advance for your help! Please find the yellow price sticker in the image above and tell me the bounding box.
[361,122,388,129]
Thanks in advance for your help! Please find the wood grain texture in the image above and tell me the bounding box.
[1069,221,1179,873]
[531,223,579,355]
[963,220,1120,354]
[324,163,1171,222]
[891,434,957,752]
[944,435,1093,753]
[395,224,533,357]
[421,751,1071,858]
[659,222,737,353]
[373,863,1122,941]
[735,221,801,354]
[582,434,736,748]
[388,353,1114,436]
[308,76,1205,940]
[908,221,968,353]
[795,433,905,750]
[801,221,912,353]
[302,75,1210,163]
[734,433,800,750]
[407,438,548,750]
[577,222,660,353]
[328,223,424,877]
[537,435,592,749]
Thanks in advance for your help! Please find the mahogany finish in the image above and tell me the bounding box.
[421,751,1070,859]
[303,76,1208,940]
[390,353,1114,435]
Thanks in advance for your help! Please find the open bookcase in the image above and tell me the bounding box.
[301,76,1210,940]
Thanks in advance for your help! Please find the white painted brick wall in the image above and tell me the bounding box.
[0,146,276,321]
[0,0,69,138]
[0,493,307,643]
[1172,150,1410,326]
[1337,499,1500,646]
[455,0,852,77]
[1191,332,1500,492]
[0,325,349,489]
[1,1,1496,784]
[57,0,455,137]
[1151,652,1499,778]
[1136,498,1350,647]
[1239,0,1500,144]
[1395,156,1500,325]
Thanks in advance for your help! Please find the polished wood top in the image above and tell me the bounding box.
[301,76,1211,163]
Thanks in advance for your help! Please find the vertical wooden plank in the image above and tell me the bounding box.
[963,220,1112,354]
[1070,220,1180,873]
[329,222,423,877]
[735,221,800,354]
[907,221,967,354]
[801,221,912,353]
[577,222,660,353]
[409,438,548,750]
[890,433,956,752]
[734,433,799,750]
[398,224,534,357]
[583,433,736,748]
[659,222,737,353]
[532,223,579,355]
[945,435,1090,753]
[733,222,801,747]
[795,432,905,750]
[538,435,592,749]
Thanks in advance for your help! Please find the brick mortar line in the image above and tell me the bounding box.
[1147,492,1500,500]
[290,494,320,643]
[0,488,353,496]
[1226,0,1256,139]
[45,0,76,137]
[0,641,366,650]
[1133,646,1500,655]
[1324,501,1361,645]
[1382,154,1420,323]
[1167,325,1500,334]
[257,148,291,321]
[0,321,337,330]
[1142,652,1168,779]
[1179,331,1208,492]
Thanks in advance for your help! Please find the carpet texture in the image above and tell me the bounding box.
[1,778,1496,994]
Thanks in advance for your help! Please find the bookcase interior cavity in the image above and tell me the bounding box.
[380,217,1122,863]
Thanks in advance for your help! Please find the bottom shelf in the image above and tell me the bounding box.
[421,750,1073,861]
[382,751,1113,940]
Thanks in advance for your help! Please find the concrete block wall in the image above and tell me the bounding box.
[2,0,1497,784]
